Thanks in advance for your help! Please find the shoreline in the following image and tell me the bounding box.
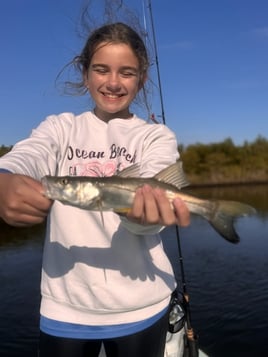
[187,179,268,189]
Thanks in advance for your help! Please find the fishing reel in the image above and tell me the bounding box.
[168,290,185,333]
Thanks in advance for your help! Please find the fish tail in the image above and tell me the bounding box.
[204,200,256,243]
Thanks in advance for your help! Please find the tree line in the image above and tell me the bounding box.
[1,136,268,185]
[179,136,268,185]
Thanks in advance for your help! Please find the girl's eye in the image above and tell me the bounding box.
[91,65,138,78]
[121,71,137,78]
[94,68,108,74]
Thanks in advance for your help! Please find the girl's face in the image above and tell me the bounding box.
[84,42,146,122]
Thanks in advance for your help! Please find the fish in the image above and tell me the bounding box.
[41,161,256,244]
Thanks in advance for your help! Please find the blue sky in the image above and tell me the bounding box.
[0,0,267,147]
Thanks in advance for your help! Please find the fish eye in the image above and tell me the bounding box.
[60,178,69,186]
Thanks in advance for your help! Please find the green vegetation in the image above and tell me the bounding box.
[0,145,12,157]
[1,137,268,185]
[179,136,268,185]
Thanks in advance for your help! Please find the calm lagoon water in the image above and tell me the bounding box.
[0,184,267,357]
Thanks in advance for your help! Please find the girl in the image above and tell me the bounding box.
[0,23,189,357]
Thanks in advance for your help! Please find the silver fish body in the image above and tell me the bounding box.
[41,161,256,243]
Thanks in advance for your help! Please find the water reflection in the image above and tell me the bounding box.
[0,221,45,246]
[185,183,268,215]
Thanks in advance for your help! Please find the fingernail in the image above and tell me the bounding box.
[142,184,152,192]
[156,187,164,193]
[173,197,182,204]
[136,187,142,194]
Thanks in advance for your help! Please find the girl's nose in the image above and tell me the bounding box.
[106,73,121,91]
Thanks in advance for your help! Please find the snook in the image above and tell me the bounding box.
[41,161,256,244]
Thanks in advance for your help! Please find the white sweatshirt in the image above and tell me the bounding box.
[0,111,179,326]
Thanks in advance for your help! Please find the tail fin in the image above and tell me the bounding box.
[206,200,256,243]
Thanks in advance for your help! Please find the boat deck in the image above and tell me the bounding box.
[98,344,209,356]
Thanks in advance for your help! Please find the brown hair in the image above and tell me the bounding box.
[71,22,149,95]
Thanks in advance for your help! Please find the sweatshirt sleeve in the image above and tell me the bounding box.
[140,124,180,176]
[120,123,180,235]
[0,113,72,179]
[119,216,165,235]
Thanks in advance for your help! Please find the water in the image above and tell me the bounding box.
[162,184,268,357]
[0,225,43,356]
[0,184,267,357]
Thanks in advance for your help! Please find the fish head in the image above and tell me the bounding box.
[41,176,100,208]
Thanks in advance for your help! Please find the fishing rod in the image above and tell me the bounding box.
[175,226,199,357]
[146,0,166,125]
[146,1,199,356]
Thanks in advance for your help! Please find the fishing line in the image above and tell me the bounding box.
[145,1,199,356]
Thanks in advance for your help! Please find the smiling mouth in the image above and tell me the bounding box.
[101,92,125,99]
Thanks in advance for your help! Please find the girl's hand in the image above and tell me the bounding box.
[126,185,190,227]
[0,173,52,227]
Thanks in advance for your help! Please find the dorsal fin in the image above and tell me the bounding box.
[116,161,189,189]
[154,161,189,189]
[117,164,140,178]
